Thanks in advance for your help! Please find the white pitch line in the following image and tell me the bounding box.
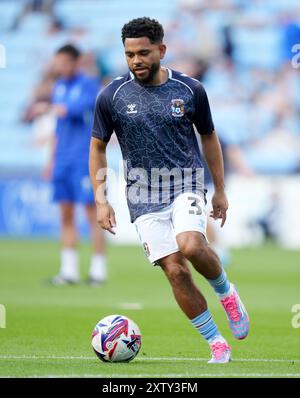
[0,355,95,360]
[139,357,300,364]
[2,373,300,378]
[0,355,300,364]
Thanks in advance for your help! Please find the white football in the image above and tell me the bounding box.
[91,314,142,362]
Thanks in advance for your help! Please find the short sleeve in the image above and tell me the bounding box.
[91,90,114,142]
[192,84,214,135]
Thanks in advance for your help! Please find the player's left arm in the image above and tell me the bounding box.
[191,81,228,227]
[201,130,228,227]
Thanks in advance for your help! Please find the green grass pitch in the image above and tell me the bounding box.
[0,240,299,378]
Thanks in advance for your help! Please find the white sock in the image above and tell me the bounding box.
[208,335,227,345]
[89,254,107,281]
[59,248,79,281]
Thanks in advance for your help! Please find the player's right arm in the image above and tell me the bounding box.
[89,136,116,235]
[90,86,116,235]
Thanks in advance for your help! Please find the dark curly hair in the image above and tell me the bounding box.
[121,17,164,44]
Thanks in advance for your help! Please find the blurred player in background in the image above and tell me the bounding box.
[90,18,249,363]
[34,44,107,286]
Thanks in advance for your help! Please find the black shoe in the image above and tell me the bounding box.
[47,275,81,286]
[87,277,106,287]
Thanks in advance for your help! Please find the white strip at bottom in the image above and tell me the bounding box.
[1,373,300,378]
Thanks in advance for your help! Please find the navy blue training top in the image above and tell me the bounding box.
[92,68,214,222]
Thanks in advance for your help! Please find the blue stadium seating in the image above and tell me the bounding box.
[0,0,298,172]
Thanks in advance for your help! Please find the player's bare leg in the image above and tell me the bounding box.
[177,231,249,340]
[85,204,107,285]
[177,232,221,279]
[158,252,207,318]
[51,202,80,285]
[61,202,77,248]
[158,251,231,363]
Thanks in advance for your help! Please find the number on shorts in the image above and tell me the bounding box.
[188,196,202,215]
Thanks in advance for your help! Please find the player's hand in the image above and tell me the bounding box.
[42,162,53,181]
[210,189,228,228]
[51,104,68,118]
[96,202,116,235]
[31,101,50,117]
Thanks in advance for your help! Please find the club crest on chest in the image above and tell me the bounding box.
[171,99,185,117]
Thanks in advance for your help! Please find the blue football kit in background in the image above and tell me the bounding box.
[52,73,100,204]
